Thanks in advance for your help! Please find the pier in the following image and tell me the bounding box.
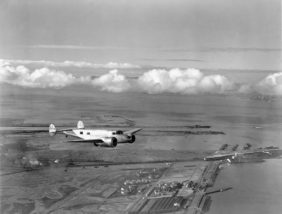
[127,161,222,214]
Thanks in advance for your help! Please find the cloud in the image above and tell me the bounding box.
[0,61,130,92]
[1,59,140,69]
[2,59,282,96]
[26,68,77,88]
[161,47,282,53]
[91,69,131,93]
[255,72,282,95]
[0,62,80,88]
[28,45,129,51]
[102,62,140,69]
[137,68,236,94]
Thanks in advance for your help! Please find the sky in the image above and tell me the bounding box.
[0,0,281,70]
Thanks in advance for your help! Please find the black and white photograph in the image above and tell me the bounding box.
[0,0,281,213]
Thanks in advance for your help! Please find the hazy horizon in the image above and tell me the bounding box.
[0,0,281,72]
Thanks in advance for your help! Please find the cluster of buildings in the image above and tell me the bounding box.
[119,167,166,196]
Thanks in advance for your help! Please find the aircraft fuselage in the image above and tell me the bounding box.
[64,129,133,144]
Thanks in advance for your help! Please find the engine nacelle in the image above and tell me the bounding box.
[130,135,135,143]
[103,137,117,147]
[110,137,118,147]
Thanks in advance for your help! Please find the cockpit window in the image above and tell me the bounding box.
[116,130,123,134]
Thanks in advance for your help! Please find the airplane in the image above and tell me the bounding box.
[49,121,142,147]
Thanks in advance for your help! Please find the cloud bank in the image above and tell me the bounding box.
[92,69,131,93]
[255,72,282,95]
[1,60,282,96]
[137,68,236,94]
[0,61,129,91]
[1,59,140,69]
[0,64,78,88]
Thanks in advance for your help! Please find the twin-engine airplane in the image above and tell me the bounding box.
[49,121,141,147]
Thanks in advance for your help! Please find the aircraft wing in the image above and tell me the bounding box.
[124,128,142,135]
[58,128,73,132]
[66,139,103,143]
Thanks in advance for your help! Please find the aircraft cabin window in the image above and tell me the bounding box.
[87,132,90,135]
[80,131,83,135]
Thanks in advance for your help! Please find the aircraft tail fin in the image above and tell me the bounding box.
[49,124,56,136]
[77,120,84,129]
